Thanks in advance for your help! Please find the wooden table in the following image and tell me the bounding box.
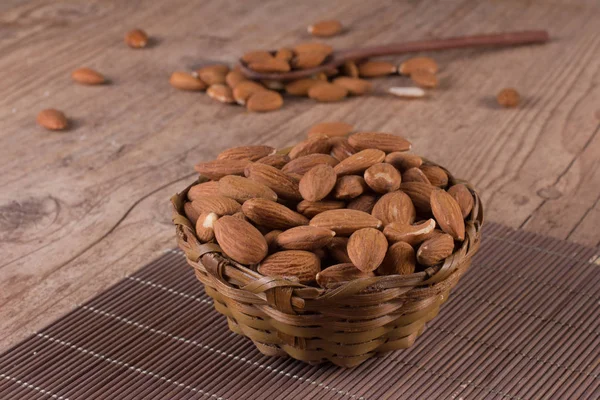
[1,0,599,352]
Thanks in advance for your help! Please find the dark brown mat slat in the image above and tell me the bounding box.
[1,222,599,400]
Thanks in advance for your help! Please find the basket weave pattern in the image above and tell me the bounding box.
[171,163,483,368]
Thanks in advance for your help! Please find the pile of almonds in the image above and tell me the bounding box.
[182,122,474,288]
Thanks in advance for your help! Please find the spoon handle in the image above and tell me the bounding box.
[336,30,550,61]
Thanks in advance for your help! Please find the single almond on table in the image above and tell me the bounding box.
[264,229,282,253]
[36,109,68,131]
[333,175,367,200]
[364,163,402,193]
[184,202,200,225]
[233,81,267,105]
[332,77,372,95]
[275,48,294,61]
[327,237,351,264]
[430,189,465,241]
[169,71,207,91]
[217,145,275,161]
[242,198,308,230]
[416,233,454,266]
[296,200,345,218]
[276,226,335,250]
[347,194,378,214]
[371,191,416,225]
[207,84,235,103]
[308,19,343,37]
[299,164,336,201]
[285,78,320,96]
[258,250,321,284]
[188,181,220,201]
[307,121,353,138]
[256,154,290,169]
[348,132,411,153]
[241,50,274,64]
[289,136,332,160]
[308,82,348,102]
[197,64,230,85]
[357,61,397,77]
[310,209,382,235]
[214,215,268,264]
[497,88,520,108]
[411,70,438,88]
[399,182,435,213]
[342,61,359,78]
[398,57,439,75]
[248,58,291,73]
[124,29,148,48]
[195,159,251,180]
[192,195,241,216]
[383,218,436,245]
[333,149,386,176]
[218,175,277,203]
[402,167,431,184]
[195,212,219,242]
[347,228,388,272]
[377,241,416,276]
[282,153,339,175]
[385,152,423,171]
[388,87,426,99]
[420,165,448,188]
[316,263,374,288]
[225,70,247,88]
[71,68,105,85]
[448,184,474,218]
[291,52,329,69]
[293,42,334,56]
[247,90,284,112]
[245,163,302,200]
[330,137,357,161]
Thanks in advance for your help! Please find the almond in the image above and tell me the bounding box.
[332,77,372,95]
[71,67,105,85]
[308,20,343,37]
[357,61,396,77]
[497,88,520,108]
[261,79,285,90]
[333,149,386,176]
[388,87,426,99]
[192,195,241,216]
[187,181,220,201]
[348,132,411,153]
[184,202,200,225]
[282,154,339,176]
[218,175,277,202]
[195,212,219,242]
[383,218,436,245]
[264,230,282,253]
[400,182,435,213]
[327,237,351,263]
[333,175,367,200]
[291,52,329,69]
[217,145,276,161]
[342,61,359,78]
[294,42,333,56]
[245,163,302,200]
[195,159,251,180]
[307,121,353,138]
[197,65,230,85]
[371,191,416,225]
[256,154,290,169]
[299,164,336,201]
[36,109,68,131]
[275,48,294,61]
[225,70,247,88]
[398,57,439,75]
[247,90,284,112]
[308,82,348,102]
[430,189,465,241]
[214,215,268,264]
[364,163,401,193]
[124,29,148,48]
[289,137,331,160]
[231,211,248,221]
[296,200,345,218]
[420,165,448,188]
[285,78,320,96]
[377,241,416,276]
[316,263,374,288]
[448,184,474,219]
[347,228,388,272]
[169,71,207,91]
[330,137,357,161]
[233,81,267,105]
[276,226,335,250]
[385,152,423,171]
[258,250,320,283]
[242,198,308,230]
[207,84,235,103]
[402,167,431,184]
[241,50,274,64]
[248,58,291,73]
[411,70,438,88]
[310,209,382,235]
[347,194,378,214]
[417,233,454,266]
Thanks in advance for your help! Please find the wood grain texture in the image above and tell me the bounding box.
[1,0,599,352]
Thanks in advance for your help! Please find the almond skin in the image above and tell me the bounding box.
[308,82,348,102]
[402,168,431,184]
[357,61,396,77]
[411,70,438,88]
[310,209,382,235]
[299,164,336,201]
[288,136,332,159]
[195,159,251,180]
[398,57,439,75]
[430,189,465,241]
[348,132,412,153]
[316,263,374,288]
[333,149,386,176]
[169,71,206,91]
[282,154,339,176]
[256,154,290,169]
[308,20,343,37]
[248,58,290,73]
[242,198,309,230]
[192,195,241,216]
[246,90,284,112]
[333,175,367,200]
[217,145,276,161]
[332,77,372,95]
[187,181,220,201]
[385,152,423,171]
[207,84,235,103]
[258,250,321,283]
[197,65,230,85]
[347,194,378,214]
[285,78,320,96]
[307,121,353,138]
[124,29,148,48]
[347,228,388,272]
[245,163,302,200]
[420,165,448,188]
[218,175,277,202]
[214,215,268,264]
[71,68,105,85]
[448,184,474,219]
[383,218,436,245]
[195,212,219,242]
[225,70,247,88]
[275,226,335,250]
[364,163,402,193]
[330,137,357,161]
[417,233,455,266]
[377,241,416,276]
[371,191,416,225]
[297,200,345,218]
[400,182,435,213]
[291,52,329,69]
[184,202,200,225]
[36,109,68,131]
[233,81,267,105]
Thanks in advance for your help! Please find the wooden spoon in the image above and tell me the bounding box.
[238,30,549,81]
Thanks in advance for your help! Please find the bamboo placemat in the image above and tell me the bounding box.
[1,223,599,400]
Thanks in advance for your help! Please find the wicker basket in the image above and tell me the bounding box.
[171,160,483,368]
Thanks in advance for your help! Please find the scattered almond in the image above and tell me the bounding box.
[398,57,439,75]
[225,70,247,88]
[292,52,329,69]
[36,109,68,131]
[307,121,353,138]
[247,90,284,112]
[214,215,268,264]
[241,50,274,64]
[197,65,230,85]
[299,164,337,201]
[169,71,207,91]
[248,58,291,73]
[308,20,343,37]
[364,163,401,193]
[497,88,520,108]
[275,48,294,61]
[332,77,372,95]
[207,84,235,103]
[357,61,396,77]
[342,61,359,78]
[285,78,320,96]
[308,82,348,102]
[347,228,388,272]
[71,68,105,85]
[411,70,438,88]
[233,81,267,105]
[124,29,148,48]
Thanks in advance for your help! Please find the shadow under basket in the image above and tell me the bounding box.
[171,163,483,368]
